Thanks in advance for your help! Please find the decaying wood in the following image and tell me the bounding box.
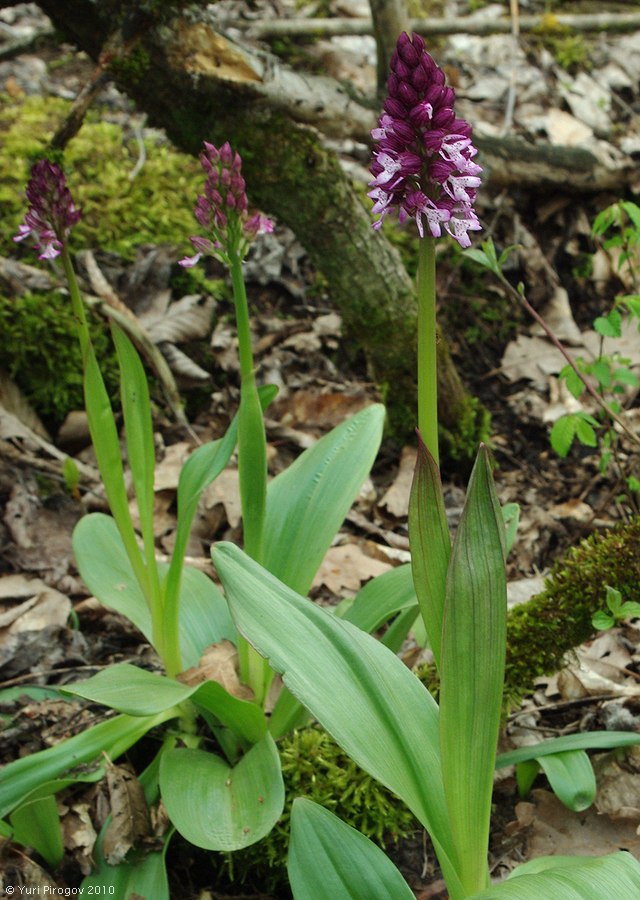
[247,12,640,40]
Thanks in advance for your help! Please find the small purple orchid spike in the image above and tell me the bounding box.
[14,160,81,260]
[369,33,482,248]
[180,141,273,267]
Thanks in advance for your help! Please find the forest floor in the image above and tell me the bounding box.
[2,1,640,897]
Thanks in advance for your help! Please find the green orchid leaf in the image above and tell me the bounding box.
[73,513,236,667]
[0,711,170,819]
[83,342,148,591]
[263,404,385,596]
[408,434,451,669]
[515,760,539,798]
[214,542,464,898]
[10,795,63,867]
[288,798,414,900]
[439,446,507,896]
[82,829,171,900]
[495,731,640,769]
[470,851,640,898]
[342,563,417,634]
[537,750,596,812]
[159,734,284,851]
[111,325,157,577]
[501,502,520,556]
[61,663,266,744]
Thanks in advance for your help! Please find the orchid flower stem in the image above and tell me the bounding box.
[417,236,440,467]
[229,249,270,703]
[61,246,90,363]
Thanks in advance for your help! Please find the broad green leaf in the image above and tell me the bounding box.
[0,711,170,818]
[73,513,236,667]
[159,734,284,850]
[0,821,11,838]
[495,731,640,768]
[83,342,147,593]
[471,851,640,898]
[10,795,63,866]
[408,435,451,669]
[550,415,577,457]
[537,750,596,811]
[214,542,464,898]
[263,404,385,596]
[439,446,506,896]
[288,798,414,900]
[61,663,266,744]
[342,564,417,634]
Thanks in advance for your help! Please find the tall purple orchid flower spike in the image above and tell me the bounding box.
[181,141,273,268]
[369,32,481,249]
[14,160,81,260]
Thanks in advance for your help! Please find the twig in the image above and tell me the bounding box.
[498,272,640,450]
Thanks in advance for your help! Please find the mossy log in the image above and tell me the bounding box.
[504,517,640,703]
[34,0,486,453]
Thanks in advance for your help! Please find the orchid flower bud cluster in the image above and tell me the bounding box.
[369,32,482,248]
[14,159,81,260]
[180,141,273,268]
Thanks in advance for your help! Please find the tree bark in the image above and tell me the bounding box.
[34,0,487,452]
[369,0,410,98]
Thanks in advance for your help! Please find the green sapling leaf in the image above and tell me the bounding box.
[592,610,614,631]
[550,415,577,457]
[594,309,622,338]
[605,585,623,615]
[574,416,597,448]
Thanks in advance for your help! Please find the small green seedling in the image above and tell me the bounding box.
[592,585,640,632]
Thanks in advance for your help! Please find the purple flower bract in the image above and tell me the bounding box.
[369,33,482,248]
[14,160,80,260]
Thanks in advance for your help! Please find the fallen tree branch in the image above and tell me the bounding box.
[246,12,640,40]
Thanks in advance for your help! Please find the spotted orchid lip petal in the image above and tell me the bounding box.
[369,33,481,246]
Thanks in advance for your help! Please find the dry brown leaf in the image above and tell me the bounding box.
[515,789,640,859]
[103,762,151,865]
[379,446,417,519]
[273,389,372,429]
[0,575,71,667]
[179,639,254,700]
[62,802,98,875]
[154,441,192,492]
[202,468,242,529]
[312,542,392,595]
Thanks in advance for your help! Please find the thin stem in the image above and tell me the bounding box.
[417,237,440,466]
[499,273,640,450]
[61,246,90,362]
[228,248,269,699]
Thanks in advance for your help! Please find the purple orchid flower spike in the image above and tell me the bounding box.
[180,141,273,267]
[14,160,81,260]
[369,32,482,248]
